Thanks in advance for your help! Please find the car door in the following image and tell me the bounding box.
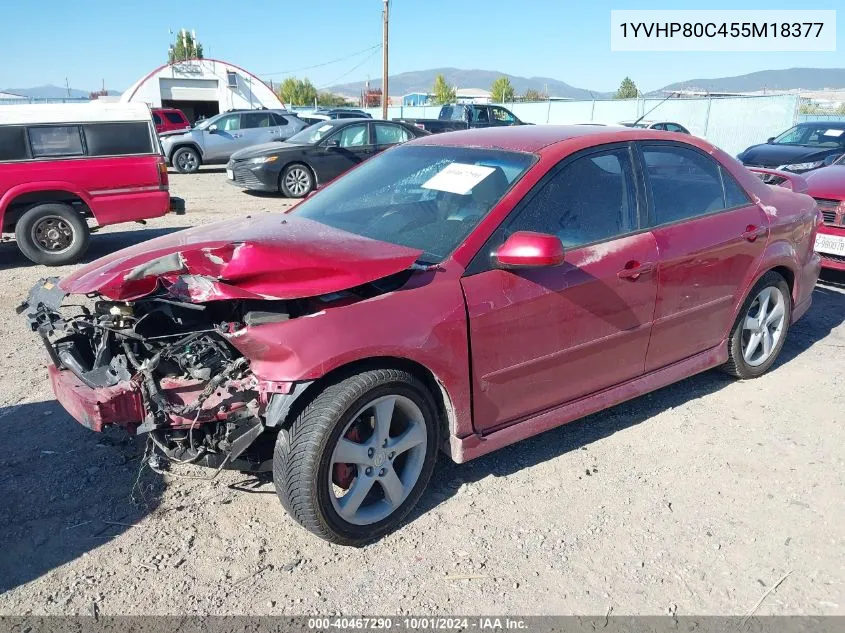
[461,145,660,432]
[637,141,770,372]
[203,113,242,161]
[239,111,275,150]
[314,122,374,183]
[372,122,412,155]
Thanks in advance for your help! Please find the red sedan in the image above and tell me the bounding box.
[20,126,822,545]
[803,158,845,271]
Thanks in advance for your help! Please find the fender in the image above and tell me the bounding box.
[727,237,799,334]
[0,181,93,227]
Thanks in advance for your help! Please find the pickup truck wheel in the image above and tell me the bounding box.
[172,147,201,174]
[273,369,439,545]
[280,163,314,197]
[15,203,90,265]
[723,271,791,379]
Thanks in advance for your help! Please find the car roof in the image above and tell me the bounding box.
[0,102,154,125]
[409,125,667,152]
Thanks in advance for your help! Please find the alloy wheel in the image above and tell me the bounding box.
[741,285,787,367]
[328,394,427,526]
[284,167,311,196]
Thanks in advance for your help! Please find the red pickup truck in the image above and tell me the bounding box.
[0,103,184,265]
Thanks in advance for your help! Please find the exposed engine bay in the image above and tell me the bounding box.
[18,270,412,472]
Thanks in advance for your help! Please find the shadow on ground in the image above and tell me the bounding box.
[0,227,191,272]
[0,400,164,593]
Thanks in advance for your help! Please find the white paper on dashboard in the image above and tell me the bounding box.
[823,129,844,137]
[421,163,496,195]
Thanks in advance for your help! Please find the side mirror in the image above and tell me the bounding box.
[766,137,775,144]
[324,139,340,148]
[493,231,565,269]
[208,124,218,133]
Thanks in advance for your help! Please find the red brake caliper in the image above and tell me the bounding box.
[332,426,363,489]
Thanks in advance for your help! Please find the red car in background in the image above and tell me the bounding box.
[1,102,184,265]
[804,157,845,271]
[151,108,190,135]
[20,126,820,545]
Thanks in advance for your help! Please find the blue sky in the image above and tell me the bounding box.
[0,0,841,93]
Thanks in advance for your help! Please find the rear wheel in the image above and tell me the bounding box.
[172,147,201,174]
[723,271,791,379]
[15,203,89,265]
[273,369,439,545]
[280,163,314,198]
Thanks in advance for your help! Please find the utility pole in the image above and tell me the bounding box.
[382,0,389,119]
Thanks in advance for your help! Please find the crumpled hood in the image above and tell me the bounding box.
[738,143,837,167]
[59,215,422,302]
[231,142,299,161]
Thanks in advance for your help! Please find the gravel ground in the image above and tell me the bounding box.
[0,168,843,616]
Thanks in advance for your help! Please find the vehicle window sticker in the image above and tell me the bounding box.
[822,129,844,137]
[421,163,496,195]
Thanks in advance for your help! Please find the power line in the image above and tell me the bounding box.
[318,47,382,89]
[260,43,381,77]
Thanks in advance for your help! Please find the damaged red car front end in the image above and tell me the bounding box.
[19,215,422,471]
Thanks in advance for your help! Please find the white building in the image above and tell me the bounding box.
[121,58,284,122]
[456,88,492,104]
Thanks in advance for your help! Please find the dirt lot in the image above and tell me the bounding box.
[1,168,843,616]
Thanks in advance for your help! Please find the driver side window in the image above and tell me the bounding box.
[214,114,240,131]
[491,107,515,123]
[334,124,369,148]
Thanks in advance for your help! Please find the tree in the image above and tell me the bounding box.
[614,77,639,99]
[168,29,203,63]
[490,76,515,103]
[523,88,548,102]
[279,77,318,106]
[317,91,349,107]
[432,74,456,105]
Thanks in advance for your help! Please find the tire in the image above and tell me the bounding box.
[273,369,440,545]
[722,271,792,379]
[280,163,314,198]
[15,203,90,265]
[172,147,201,174]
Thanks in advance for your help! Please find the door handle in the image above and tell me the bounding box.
[617,261,655,281]
[741,225,767,242]
[232,133,242,138]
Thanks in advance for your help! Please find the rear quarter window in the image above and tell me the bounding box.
[28,125,84,158]
[0,126,29,161]
[84,122,154,156]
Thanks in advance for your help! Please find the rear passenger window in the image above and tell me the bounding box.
[721,167,751,208]
[241,112,273,128]
[642,145,726,225]
[84,122,153,156]
[506,149,636,248]
[164,112,185,124]
[0,126,29,161]
[28,125,84,158]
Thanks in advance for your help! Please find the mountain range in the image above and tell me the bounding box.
[328,66,845,99]
[7,67,845,102]
[2,85,120,99]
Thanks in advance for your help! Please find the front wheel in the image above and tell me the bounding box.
[15,203,90,265]
[172,147,201,174]
[280,163,314,198]
[273,369,440,545]
[723,271,791,379]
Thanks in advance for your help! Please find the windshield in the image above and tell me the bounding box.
[294,145,536,263]
[772,124,845,147]
[286,122,339,144]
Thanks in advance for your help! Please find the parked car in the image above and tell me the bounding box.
[619,120,690,134]
[0,102,183,265]
[161,109,308,174]
[396,103,527,134]
[227,118,428,197]
[313,108,373,119]
[737,121,845,173]
[20,125,821,545]
[801,156,845,271]
[151,107,190,135]
[294,113,332,126]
